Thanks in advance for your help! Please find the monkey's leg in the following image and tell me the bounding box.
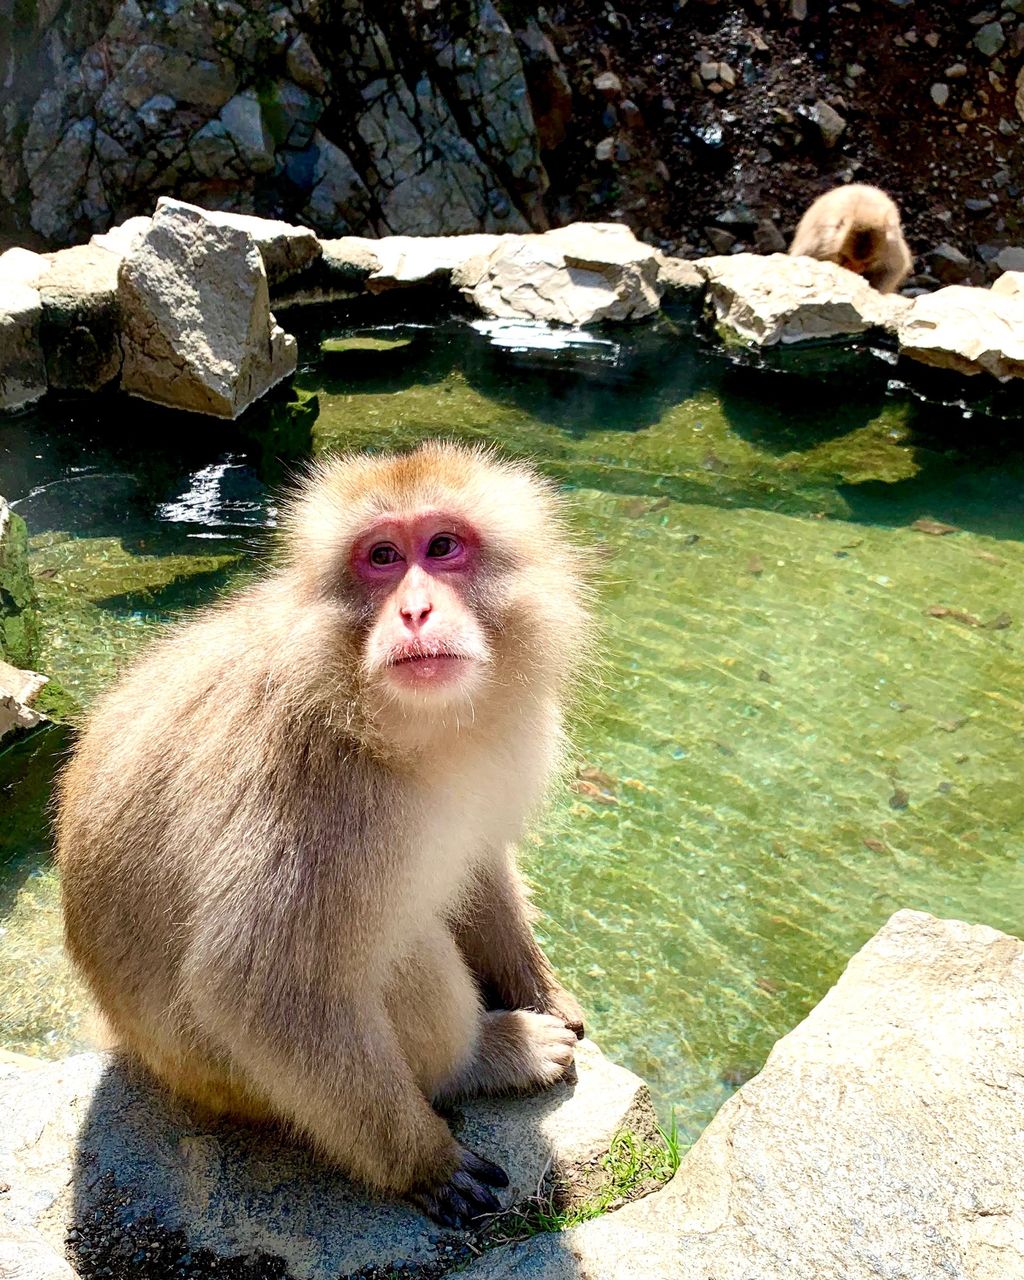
[453,850,585,1038]
[433,1010,576,1103]
[389,929,575,1104]
[190,979,508,1226]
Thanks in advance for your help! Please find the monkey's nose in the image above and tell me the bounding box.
[400,600,433,626]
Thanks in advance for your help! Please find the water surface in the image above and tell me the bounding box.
[2,317,1023,1140]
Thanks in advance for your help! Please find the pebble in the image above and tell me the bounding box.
[699,61,719,81]
[595,136,615,161]
[974,21,1006,55]
[718,61,737,88]
[931,82,950,106]
[945,62,968,78]
[594,70,622,96]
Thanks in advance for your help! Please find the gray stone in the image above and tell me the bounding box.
[0,282,46,411]
[754,218,788,254]
[456,223,663,326]
[897,284,1024,379]
[196,212,322,286]
[809,99,847,147]
[262,79,322,150]
[219,90,275,174]
[704,226,736,255]
[656,255,705,303]
[35,243,122,392]
[974,20,1006,55]
[931,82,950,107]
[0,1040,652,1280]
[119,198,297,418]
[465,911,1024,1280]
[927,240,973,284]
[994,245,1024,273]
[285,33,328,96]
[696,252,909,346]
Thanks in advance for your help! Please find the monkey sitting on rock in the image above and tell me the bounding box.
[57,442,591,1227]
[788,183,913,294]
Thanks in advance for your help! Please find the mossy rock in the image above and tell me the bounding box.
[0,502,40,670]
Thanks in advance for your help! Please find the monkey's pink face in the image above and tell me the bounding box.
[351,511,493,700]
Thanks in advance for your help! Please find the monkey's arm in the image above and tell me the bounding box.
[453,852,585,1038]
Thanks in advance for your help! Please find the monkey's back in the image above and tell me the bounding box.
[56,578,379,1042]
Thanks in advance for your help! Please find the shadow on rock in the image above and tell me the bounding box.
[48,1042,645,1279]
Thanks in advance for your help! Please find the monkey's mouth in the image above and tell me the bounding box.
[385,650,473,685]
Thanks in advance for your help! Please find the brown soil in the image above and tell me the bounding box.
[531,0,1024,278]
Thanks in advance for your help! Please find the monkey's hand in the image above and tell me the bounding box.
[537,984,585,1040]
[410,1149,509,1229]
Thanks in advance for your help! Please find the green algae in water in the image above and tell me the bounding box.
[2,319,1024,1144]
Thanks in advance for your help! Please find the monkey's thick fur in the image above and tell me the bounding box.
[789,183,912,294]
[56,443,590,1222]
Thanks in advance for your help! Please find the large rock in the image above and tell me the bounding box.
[456,223,663,326]
[698,252,911,345]
[465,911,1024,1279]
[118,198,297,418]
[896,284,1024,379]
[0,1040,653,1280]
[0,280,46,411]
[348,232,509,292]
[35,243,122,391]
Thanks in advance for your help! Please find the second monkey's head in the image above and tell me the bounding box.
[282,441,592,739]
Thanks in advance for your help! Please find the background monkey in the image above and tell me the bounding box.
[788,183,913,294]
[56,442,591,1227]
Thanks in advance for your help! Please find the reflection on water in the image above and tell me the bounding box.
[2,317,1023,1142]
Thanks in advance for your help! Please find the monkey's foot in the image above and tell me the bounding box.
[536,984,586,1040]
[480,1009,577,1092]
[410,1149,509,1228]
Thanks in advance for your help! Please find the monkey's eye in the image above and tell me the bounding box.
[427,534,460,559]
[368,543,402,567]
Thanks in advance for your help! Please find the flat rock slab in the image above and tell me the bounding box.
[466,910,1024,1279]
[119,197,297,418]
[0,1040,653,1280]
[456,223,663,326]
[896,284,1024,379]
[698,252,910,345]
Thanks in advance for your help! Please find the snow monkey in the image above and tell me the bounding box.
[789,183,913,294]
[56,442,591,1227]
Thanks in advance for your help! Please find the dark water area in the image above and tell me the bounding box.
[2,315,1023,1141]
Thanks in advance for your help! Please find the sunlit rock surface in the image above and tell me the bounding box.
[697,252,911,345]
[896,284,1024,380]
[465,911,1024,1279]
[118,198,297,418]
[0,1041,653,1280]
[456,223,662,326]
